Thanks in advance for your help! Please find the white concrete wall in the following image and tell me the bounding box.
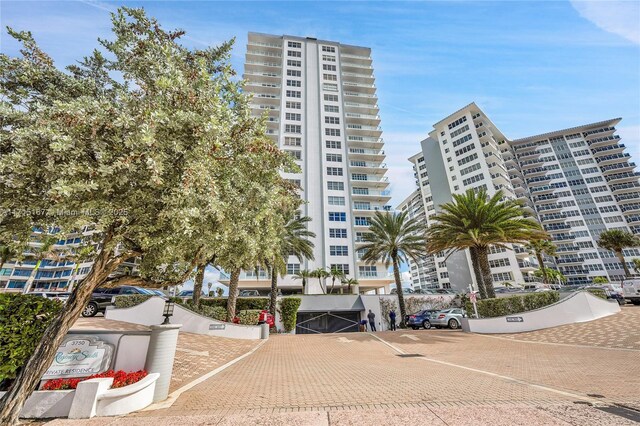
[106,297,262,340]
[67,331,149,373]
[461,291,620,334]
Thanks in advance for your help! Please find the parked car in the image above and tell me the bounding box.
[82,286,156,317]
[584,285,625,305]
[29,292,71,302]
[430,308,466,330]
[405,309,438,330]
[621,278,640,305]
[239,290,260,297]
[390,288,415,295]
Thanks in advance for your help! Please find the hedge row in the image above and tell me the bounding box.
[466,291,560,318]
[586,288,607,300]
[113,294,152,308]
[279,298,301,332]
[0,294,62,389]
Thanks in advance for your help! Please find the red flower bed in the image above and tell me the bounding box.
[42,370,147,390]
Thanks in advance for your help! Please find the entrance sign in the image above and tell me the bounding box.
[43,336,114,379]
[209,323,226,330]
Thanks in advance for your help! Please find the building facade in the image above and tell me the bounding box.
[240,32,393,294]
[400,102,639,291]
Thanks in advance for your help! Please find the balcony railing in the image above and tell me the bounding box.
[595,153,630,164]
[349,148,385,155]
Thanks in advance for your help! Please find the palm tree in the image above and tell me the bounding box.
[360,210,427,327]
[342,278,359,294]
[293,269,312,294]
[22,235,61,294]
[0,243,16,272]
[533,267,566,284]
[310,267,329,294]
[525,239,556,284]
[328,266,345,294]
[597,230,639,278]
[592,276,609,284]
[267,214,315,315]
[426,189,545,299]
[634,258,640,275]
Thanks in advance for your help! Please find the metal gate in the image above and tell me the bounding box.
[295,311,361,334]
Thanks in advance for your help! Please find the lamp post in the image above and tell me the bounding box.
[162,300,175,325]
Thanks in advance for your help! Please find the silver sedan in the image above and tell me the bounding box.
[430,308,466,330]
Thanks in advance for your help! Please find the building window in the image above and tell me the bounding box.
[285,150,301,160]
[285,124,301,133]
[287,50,301,57]
[323,74,337,81]
[287,41,302,48]
[322,45,336,53]
[322,55,336,62]
[323,83,338,92]
[327,181,344,190]
[286,69,302,77]
[285,113,301,121]
[330,264,349,275]
[326,140,341,149]
[286,90,301,98]
[325,128,341,136]
[326,153,342,162]
[286,79,301,87]
[325,116,340,124]
[492,272,513,281]
[323,64,337,71]
[328,196,345,206]
[329,212,346,222]
[284,137,301,146]
[359,265,378,277]
[329,228,347,238]
[324,94,338,102]
[326,167,343,176]
[325,105,339,113]
[488,258,510,268]
[286,263,300,275]
[287,60,301,67]
[354,216,370,226]
[286,101,301,109]
[330,246,349,256]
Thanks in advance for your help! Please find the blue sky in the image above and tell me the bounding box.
[2,0,639,286]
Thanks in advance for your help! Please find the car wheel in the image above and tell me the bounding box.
[448,319,459,330]
[82,302,98,317]
[422,320,431,330]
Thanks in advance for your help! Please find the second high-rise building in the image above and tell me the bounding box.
[240,32,393,294]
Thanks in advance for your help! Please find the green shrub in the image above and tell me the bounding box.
[0,294,62,388]
[198,297,269,312]
[466,291,559,318]
[181,300,227,321]
[237,310,261,325]
[586,288,607,299]
[278,298,301,332]
[113,294,152,308]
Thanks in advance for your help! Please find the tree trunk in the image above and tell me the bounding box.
[21,260,41,294]
[301,277,306,294]
[0,243,126,425]
[392,255,407,328]
[469,247,487,299]
[329,277,336,294]
[476,246,495,299]
[269,266,277,317]
[616,250,631,278]
[536,252,547,284]
[193,263,205,306]
[226,268,241,322]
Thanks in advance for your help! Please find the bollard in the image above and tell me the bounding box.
[144,324,181,402]
[260,322,269,339]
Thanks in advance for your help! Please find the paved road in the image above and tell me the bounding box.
[50,310,639,425]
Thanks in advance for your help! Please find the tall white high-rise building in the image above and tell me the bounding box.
[400,102,640,291]
[239,32,393,294]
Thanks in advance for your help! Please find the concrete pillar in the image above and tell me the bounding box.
[144,324,181,402]
[260,323,269,339]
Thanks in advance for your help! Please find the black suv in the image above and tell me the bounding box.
[82,286,155,317]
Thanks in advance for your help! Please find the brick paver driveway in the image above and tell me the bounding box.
[50,310,639,425]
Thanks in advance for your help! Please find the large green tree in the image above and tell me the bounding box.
[0,8,292,423]
[597,230,639,278]
[426,189,545,299]
[525,239,557,284]
[359,210,427,326]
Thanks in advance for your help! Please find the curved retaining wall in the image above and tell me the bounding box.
[105,297,262,340]
[461,291,621,334]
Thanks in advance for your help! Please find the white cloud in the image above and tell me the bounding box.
[570,1,640,45]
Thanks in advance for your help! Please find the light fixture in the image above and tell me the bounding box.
[162,300,175,325]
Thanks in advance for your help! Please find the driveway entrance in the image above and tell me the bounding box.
[295,311,361,333]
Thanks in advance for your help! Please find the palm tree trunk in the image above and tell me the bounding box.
[302,277,306,294]
[330,277,336,294]
[476,246,496,298]
[193,263,205,306]
[226,268,241,322]
[469,247,487,299]
[535,252,547,284]
[269,266,278,317]
[0,244,125,425]
[616,250,631,278]
[392,255,407,327]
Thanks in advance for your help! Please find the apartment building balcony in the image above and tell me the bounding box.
[586,134,620,148]
[349,161,387,174]
[351,188,392,202]
[252,93,280,104]
[344,101,379,115]
[352,203,392,213]
[244,82,281,94]
[534,193,559,204]
[490,172,510,184]
[342,81,376,94]
[519,158,546,169]
[517,261,537,272]
[345,112,381,126]
[595,152,631,165]
[522,167,549,178]
[513,245,530,258]
[610,181,640,194]
[526,175,552,186]
[346,124,382,137]
[512,183,528,194]
[245,60,282,69]
[556,245,580,253]
[516,149,542,161]
[556,257,585,265]
[246,50,282,59]
[348,147,385,161]
[561,269,590,276]
[243,71,280,81]
[247,40,282,49]
[250,103,279,112]
[349,175,389,187]
[509,173,523,184]
[621,204,640,214]
[341,71,375,84]
[540,212,567,222]
[600,161,636,175]
[347,136,384,149]
[340,52,372,63]
[604,171,640,184]
[536,203,563,213]
[544,223,571,232]
[552,233,576,241]
[341,62,373,73]
[591,143,625,156]
[584,126,616,140]
[615,192,640,203]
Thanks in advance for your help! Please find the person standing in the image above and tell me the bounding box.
[367,309,377,332]
[389,309,397,331]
